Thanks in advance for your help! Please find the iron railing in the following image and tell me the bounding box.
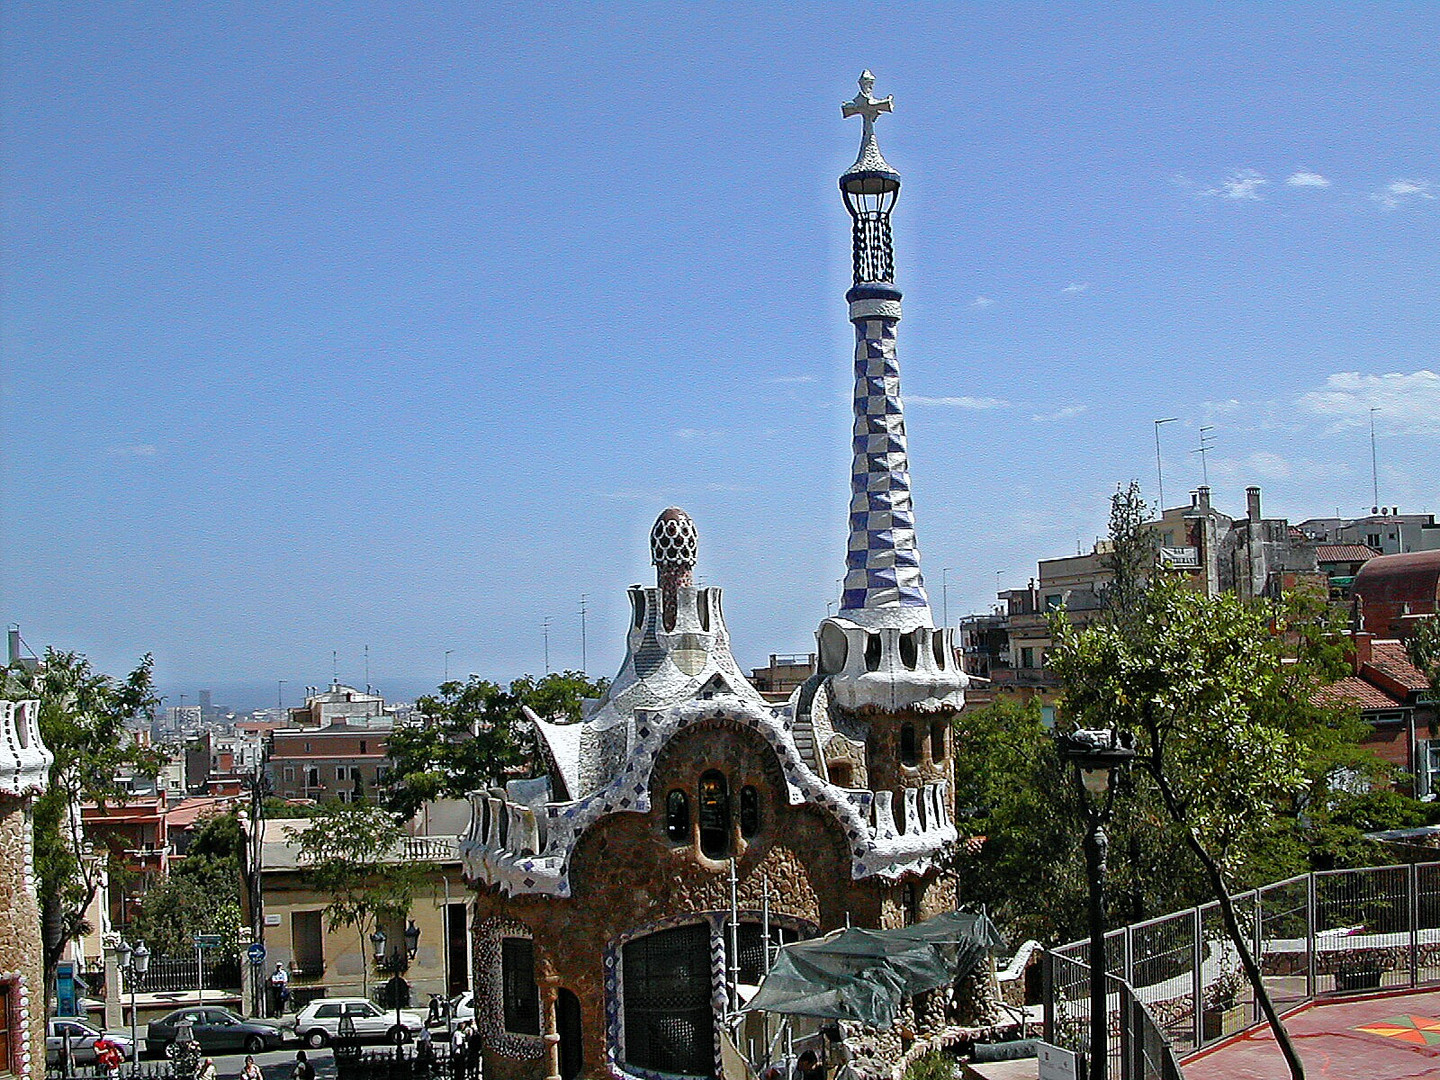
[121,954,242,994]
[1044,859,1440,1069]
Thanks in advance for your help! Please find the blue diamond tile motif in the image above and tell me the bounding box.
[840,315,931,617]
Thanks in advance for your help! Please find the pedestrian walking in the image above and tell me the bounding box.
[197,1058,218,1080]
[291,1050,315,1080]
[93,1037,123,1080]
[241,1055,264,1080]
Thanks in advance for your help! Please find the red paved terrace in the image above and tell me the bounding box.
[1184,988,1440,1079]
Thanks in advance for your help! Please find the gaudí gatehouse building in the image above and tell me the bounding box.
[460,73,992,1080]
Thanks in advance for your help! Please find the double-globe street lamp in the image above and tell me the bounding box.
[109,939,151,1077]
[370,921,421,1046]
[1056,727,1135,1080]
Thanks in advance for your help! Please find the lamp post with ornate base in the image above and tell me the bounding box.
[1056,727,1135,1080]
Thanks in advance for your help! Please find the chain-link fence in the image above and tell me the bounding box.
[1045,859,1440,1071]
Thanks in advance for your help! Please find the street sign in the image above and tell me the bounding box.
[247,942,267,965]
[1037,1043,1079,1080]
[193,934,223,948]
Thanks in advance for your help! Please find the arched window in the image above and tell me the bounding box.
[900,724,918,767]
[739,786,760,838]
[665,790,690,842]
[623,924,714,1075]
[502,937,540,1034]
[864,633,882,672]
[930,720,947,762]
[903,881,920,926]
[898,631,918,670]
[698,770,729,858]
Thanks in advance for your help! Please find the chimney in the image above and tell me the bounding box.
[1353,631,1373,670]
[1197,486,1211,512]
[1246,486,1261,523]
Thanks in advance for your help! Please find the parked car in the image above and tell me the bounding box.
[145,1007,286,1058]
[291,998,427,1048]
[447,992,474,1023]
[46,1019,135,1065]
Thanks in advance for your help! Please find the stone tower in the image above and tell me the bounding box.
[803,73,966,865]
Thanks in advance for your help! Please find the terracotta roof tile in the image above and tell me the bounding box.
[1315,544,1381,563]
[1368,639,1432,693]
[1311,676,1405,710]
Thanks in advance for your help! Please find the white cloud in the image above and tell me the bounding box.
[1296,370,1440,435]
[1208,169,1267,200]
[1061,282,1090,294]
[107,444,157,457]
[971,296,995,308]
[908,395,1008,410]
[1032,404,1088,422]
[1372,179,1435,208]
[1285,172,1330,188]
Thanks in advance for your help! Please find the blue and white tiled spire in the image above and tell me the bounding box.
[837,72,933,631]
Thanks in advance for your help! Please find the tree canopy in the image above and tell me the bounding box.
[4,649,163,997]
[382,670,606,818]
[128,811,245,956]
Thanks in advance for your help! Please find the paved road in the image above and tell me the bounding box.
[172,1046,338,1080]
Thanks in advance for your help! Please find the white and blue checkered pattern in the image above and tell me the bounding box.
[840,315,931,617]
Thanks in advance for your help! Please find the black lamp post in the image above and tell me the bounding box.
[1056,727,1135,1080]
[172,1015,201,1080]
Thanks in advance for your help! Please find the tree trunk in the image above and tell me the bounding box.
[1153,774,1305,1080]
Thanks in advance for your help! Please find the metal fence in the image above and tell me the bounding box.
[47,1062,175,1080]
[1044,859,1440,1069]
[1044,952,1186,1079]
[121,955,242,994]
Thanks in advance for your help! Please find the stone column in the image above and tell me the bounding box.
[538,957,561,1080]
[103,947,123,1031]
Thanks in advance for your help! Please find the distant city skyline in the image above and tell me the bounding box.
[4,3,1437,691]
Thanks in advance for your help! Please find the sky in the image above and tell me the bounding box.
[3,2,1438,710]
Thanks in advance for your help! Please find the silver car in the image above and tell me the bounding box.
[46,1019,135,1065]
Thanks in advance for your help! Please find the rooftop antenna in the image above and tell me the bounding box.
[1193,426,1216,486]
[1154,417,1178,510]
[1370,406,1381,513]
[542,617,553,674]
[364,644,370,693]
[332,650,338,686]
[277,680,286,710]
[579,594,589,674]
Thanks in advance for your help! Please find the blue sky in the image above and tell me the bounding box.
[4,3,1438,709]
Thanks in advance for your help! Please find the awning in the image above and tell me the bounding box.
[741,911,1004,1029]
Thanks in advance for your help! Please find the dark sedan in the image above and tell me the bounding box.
[145,1007,286,1058]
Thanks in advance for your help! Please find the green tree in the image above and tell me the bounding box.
[1048,575,1353,1080]
[287,803,420,995]
[3,649,163,1006]
[383,670,606,818]
[1409,615,1440,693]
[129,812,246,956]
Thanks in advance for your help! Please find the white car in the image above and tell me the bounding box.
[291,998,427,1048]
[448,992,474,1023]
[46,1019,135,1065]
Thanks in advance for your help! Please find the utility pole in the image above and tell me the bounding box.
[579,594,589,674]
[444,650,453,683]
[364,644,370,692]
[941,568,954,628]
[1370,406,1381,512]
[1193,426,1215,487]
[1153,417,1178,510]
[277,680,286,710]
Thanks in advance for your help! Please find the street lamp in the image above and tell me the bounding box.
[172,1016,200,1080]
[1056,727,1135,1080]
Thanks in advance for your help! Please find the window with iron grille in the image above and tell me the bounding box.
[622,924,714,1077]
[665,790,690,842]
[502,938,539,1035]
[734,924,802,985]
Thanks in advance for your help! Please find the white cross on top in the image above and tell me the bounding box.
[841,70,894,136]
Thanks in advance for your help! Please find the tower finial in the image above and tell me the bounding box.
[842,70,894,138]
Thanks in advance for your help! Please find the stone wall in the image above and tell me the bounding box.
[472,720,957,1080]
[0,798,45,1080]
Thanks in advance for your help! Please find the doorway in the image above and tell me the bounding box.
[557,988,582,1080]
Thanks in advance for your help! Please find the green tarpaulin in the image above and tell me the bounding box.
[741,912,1005,1029]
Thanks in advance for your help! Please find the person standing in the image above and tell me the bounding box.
[241,1055,264,1080]
[291,1050,315,1080]
[268,963,290,1018]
